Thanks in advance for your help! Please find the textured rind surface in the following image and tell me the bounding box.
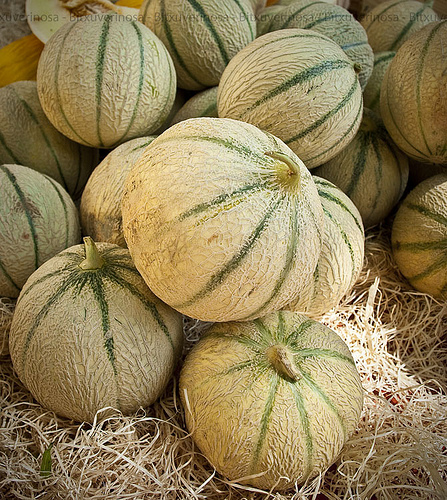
[361,0,440,53]
[179,310,364,490]
[170,87,218,125]
[9,242,184,423]
[268,2,374,89]
[80,136,156,247]
[314,108,409,228]
[391,173,447,299]
[0,81,99,199]
[122,117,324,322]
[37,14,176,148]
[380,20,447,165]
[362,51,395,115]
[139,0,256,90]
[0,164,81,298]
[287,177,364,316]
[217,28,363,169]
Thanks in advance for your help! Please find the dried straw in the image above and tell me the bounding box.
[1,223,446,499]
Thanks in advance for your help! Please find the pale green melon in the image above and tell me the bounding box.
[217,28,363,169]
[179,310,363,490]
[170,87,218,126]
[362,51,395,115]
[37,13,176,148]
[80,136,157,248]
[122,117,324,322]
[9,237,184,422]
[0,164,81,298]
[0,81,99,199]
[139,0,256,90]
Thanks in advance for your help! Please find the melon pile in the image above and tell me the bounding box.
[0,0,446,495]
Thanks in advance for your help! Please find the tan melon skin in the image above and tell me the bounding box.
[180,311,363,491]
[80,136,156,247]
[380,20,447,165]
[0,164,81,298]
[9,241,184,423]
[362,51,395,115]
[170,86,218,126]
[361,0,439,53]
[217,29,363,169]
[0,81,98,199]
[37,14,176,149]
[122,117,324,323]
[139,0,256,90]
[391,173,447,300]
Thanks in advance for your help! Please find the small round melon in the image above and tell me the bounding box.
[179,310,363,491]
[360,0,439,53]
[0,164,81,298]
[0,81,99,199]
[37,13,176,148]
[217,28,363,169]
[122,117,324,322]
[170,87,218,126]
[362,51,395,115]
[380,20,447,165]
[314,108,409,228]
[80,136,157,248]
[391,173,447,300]
[139,0,256,90]
[286,177,364,316]
[9,237,184,423]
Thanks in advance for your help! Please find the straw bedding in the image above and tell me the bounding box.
[1,221,446,499]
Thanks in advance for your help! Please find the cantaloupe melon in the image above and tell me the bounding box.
[380,20,447,165]
[391,173,447,300]
[179,310,363,490]
[286,177,364,316]
[37,13,176,148]
[0,164,81,298]
[170,87,218,126]
[217,28,363,169]
[80,136,156,247]
[122,117,324,322]
[0,80,98,199]
[139,0,256,90]
[314,108,409,228]
[9,237,184,422]
[362,51,395,115]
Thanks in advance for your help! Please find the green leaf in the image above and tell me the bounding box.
[40,443,53,478]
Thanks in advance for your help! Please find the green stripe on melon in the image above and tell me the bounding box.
[179,310,363,490]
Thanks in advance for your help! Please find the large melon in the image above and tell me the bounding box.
[314,108,409,228]
[37,13,176,148]
[139,0,256,90]
[380,20,447,165]
[9,237,184,423]
[286,177,364,316]
[362,51,395,115]
[179,310,363,490]
[360,0,439,53]
[391,173,447,300]
[0,81,98,199]
[267,1,374,89]
[217,29,363,169]
[0,164,81,298]
[122,117,324,323]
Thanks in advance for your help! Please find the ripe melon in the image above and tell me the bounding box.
[122,117,324,322]
[0,164,81,298]
[360,0,439,53]
[9,237,184,423]
[0,81,98,199]
[286,177,364,316]
[380,20,447,165]
[80,136,156,248]
[267,1,374,89]
[362,51,395,115]
[179,310,363,490]
[217,28,363,169]
[139,0,256,90]
[170,87,218,126]
[314,108,409,228]
[391,173,447,300]
[37,13,176,148]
